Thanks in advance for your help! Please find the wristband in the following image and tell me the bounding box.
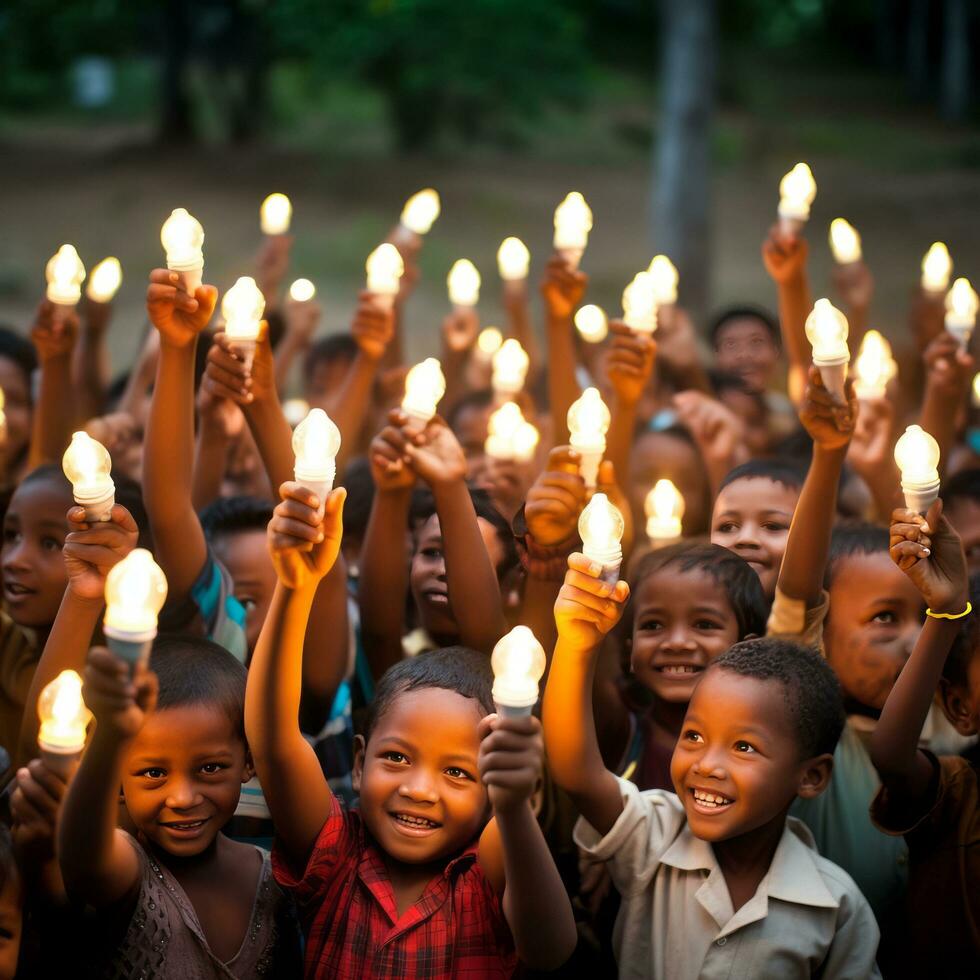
[925,601,972,621]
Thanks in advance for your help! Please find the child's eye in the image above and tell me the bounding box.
[871,610,897,625]
[200,762,226,774]
[2,528,18,544]
[638,619,664,632]
[763,522,788,532]
[734,741,756,753]
[682,730,703,744]
[715,522,738,534]
[421,547,443,560]
[382,751,408,764]
[444,767,474,781]
[140,768,166,779]
[0,928,12,941]
[693,619,722,631]
[42,536,63,553]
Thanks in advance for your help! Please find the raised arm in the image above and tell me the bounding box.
[73,297,113,423]
[604,321,656,489]
[502,279,540,378]
[831,259,874,353]
[28,300,78,468]
[541,255,587,444]
[191,385,239,512]
[918,330,972,480]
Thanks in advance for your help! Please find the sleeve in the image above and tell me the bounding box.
[766,585,828,654]
[818,881,882,979]
[573,777,684,898]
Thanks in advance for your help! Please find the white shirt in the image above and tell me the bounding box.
[575,777,881,979]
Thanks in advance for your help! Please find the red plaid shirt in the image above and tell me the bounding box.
[273,796,517,978]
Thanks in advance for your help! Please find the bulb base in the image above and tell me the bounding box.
[294,470,334,518]
[583,545,622,585]
[646,517,682,544]
[854,381,887,402]
[229,338,257,373]
[367,289,397,311]
[777,209,808,237]
[624,312,657,335]
[39,746,82,780]
[493,701,535,718]
[815,359,849,404]
[555,246,584,270]
[73,485,116,523]
[572,444,604,489]
[402,407,435,431]
[393,223,421,249]
[901,478,941,516]
[47,286,81,310]
[167,260,203,296]
[945,320,974,351]
[492,378,524,398]
[106,628,156,671]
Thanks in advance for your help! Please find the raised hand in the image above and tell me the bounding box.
[63,504,139,601]
[369,414,418,492]
[540,255,588,320]
[798,366,857,451]
[268,483,345,591]
[401,415,468,488]
[442,308,479,354]
[352,291,395,361]
[31,299,78,362]
[83,647,158,741]
[605,321,656,405]
[146,269,217,349]
[554,553,629,652]
[762,224,808,284]
[478,713,544,814]
[525,447,587,547]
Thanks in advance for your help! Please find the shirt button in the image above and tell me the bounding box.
[716,938,727,947]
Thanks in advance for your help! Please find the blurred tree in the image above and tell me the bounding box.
[941,0,971,122]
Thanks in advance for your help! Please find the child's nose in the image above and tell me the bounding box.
[166,777,202,810]
[692,749,727,779]
[398,776,439,804]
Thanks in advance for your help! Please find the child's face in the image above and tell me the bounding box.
[945,497,980,575]
[305,355,355,402]
[629,432,710,536]
[713,318,779,392]
[825,552,924,709]
[353,687,489,864]
[671,669,817,843]
[942,651,980,737]
[630,568,742,704]
[410,514,505,640]
[0,873,23,980]
[1,478,71,628]
[213,529,277,651]
[122,704,250,859]
[0,358,31,466]
[710,477,797,599]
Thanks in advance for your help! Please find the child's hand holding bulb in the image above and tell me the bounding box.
[351,292,395,362]
[268,483,346,592]
[31,298,78,362]
[553,552,629,653]
[540,254,588,321]
[83,647,158,742]
[524,446,587,548]
[799,365,858,450]
[477,713,544,815]
[63,505,139,602]
[605,320,656,407]
[146,268,217,349]
[202,323,275,407]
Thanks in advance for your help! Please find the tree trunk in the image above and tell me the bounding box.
[906,0,930,100]
[940,0,971,122]
[159,0,195,143]
[653,0,717,325]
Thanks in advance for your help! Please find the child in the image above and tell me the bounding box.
[58,636,302,977]
[942,467,980,574]
[0,326,37,484]
[870,503,978,973]
[544,557,880,977]
[247,482,577,975]
[0,826,22,980]
[710,305,781,395]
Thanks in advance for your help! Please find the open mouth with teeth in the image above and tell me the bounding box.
[390,812,442,835]
[656,665,703,675]
[161,818,208,833]
[689,788,735,813]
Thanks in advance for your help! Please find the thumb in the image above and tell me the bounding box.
[923,497,943,536]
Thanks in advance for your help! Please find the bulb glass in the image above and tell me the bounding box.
[260,193,292,235]
[491,626,547,711]
[400,189,441,235]
[647,255,679,305]
[289,278,316,302]
[574,305,608,343]
[854,330,897,399]
[477,327,504,356]
[497,237,530,280]
[37,670,91,753]
[104,549,168,637]
[45,244,86,306]
[86,257,122,303]
[778,162,817,221]
[292,408,341,486]
[645,479,684,541]
[492,339,530,395]
[921,242,952,293]
[448,259,480,306]
[366,244,405,296]
[553,192,593,250]
[160,208,204,270]
[622,272,658,333]
[829,218,862,264]
[221,277,265,343]
[402,358,446,425]
[62,431,113,496]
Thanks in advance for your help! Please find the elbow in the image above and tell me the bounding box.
[518,923,577,972]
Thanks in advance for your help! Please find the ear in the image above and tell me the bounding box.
[352,734,366,793]
[796,753,834,800]
[939,678,979,737]
[242,748,256,784]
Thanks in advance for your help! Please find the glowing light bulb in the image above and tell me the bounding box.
[491,626,547,715]
[777,162,817,232]
[575,305,608,343]
[567,387,610,488]
[829,218,862,264]
[579,493,625,582]
[477,326,504,358]
[104,549,168,667]
[448,259,480,307]
[402,358,446,428]
[292,407,342,507]
[921,242,952,294]
[221,277,265,371]
[805,298,850,403]
[973,373,980,408]
[45,244,86,308]
[894,425,941,514]
[289,278,316,302]
[160,208,205,293]
[86,257,122,303]
[497,237,530,281]
[283,398,311,428]
[37,670,91,772]
[485,403,540,463]
[492,339,530,397]
[645,479,684,543]
[399,189,441,236]
[0,387,6,436]
[260,193,292,235]
[647,255,679,305]
[62,431,115,521]
[553,192,593,269]
[622,271,658,334]
[945,277,978,348]
[366,244,405,308]
[853,330,897,400]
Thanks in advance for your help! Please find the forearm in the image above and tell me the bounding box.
[433,479,507,652]
[547,314,580,444]
[72,329,110,423]
[29,354,75,468]
[919,385,961,479]
[273,332,311,395]
[606,395,638,495]
[191,421,233,512]
[519,577,562,676]
[497,804,576,971]
[244,397,295,493]
[440,346,471,418]
[116,350,156,421]
[777,275,812,405]
[504,283,539,373]
[777,445,846,603]
[324,353,380,470]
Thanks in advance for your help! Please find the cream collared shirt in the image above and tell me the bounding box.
[575,777,881,980]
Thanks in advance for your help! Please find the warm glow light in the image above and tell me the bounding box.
[282,398,310,427]
[86,257,122,303]
[805,298,850,402]
[778,162,817,222]
[567,387,610,488]
[575,305,608,343]
[366,243,405,299]
[62,431,114,518]
[973,373,980,408]
[448,259,481,307]
[645,479,684,542]
[289,278,316,302]
[492,339,530,396]
[491,626,547,713]
[104,549,168,637]
[854,330,897,400]
[477,327,504,356]
[553,192,593,267]
[45,244,86,306]
[260,193,292,235]
[921,242,952,293]
[579,493,625,581]
[400,189,441,235]
[485,402,539,463]
[894,424,941,513]
[497,237,530,280]
[0,387,6,432]
[622,271,658,334]
[945,277,978,347]
[292,408,342,495]
[829,219,862,264]
[160,208,205,281]
[221,277,265,344]
[647,255,678,305]
[402,358,446,426]
[37,670,91,754]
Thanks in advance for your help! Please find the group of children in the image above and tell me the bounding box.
[0,193,975,979]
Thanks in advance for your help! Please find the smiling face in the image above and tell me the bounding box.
[212,528,277,652]
[710,478,798,599]
[0,357,32,469]
[824,552,924,710]
[713,317,780,392]
[121,704,250,859]
[0,870,22,980]
[353,687,489,865]
[670,669,826,842]
[630,567,742,703]
[1,476,71,628]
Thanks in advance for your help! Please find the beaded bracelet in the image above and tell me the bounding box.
[925,601,972,620]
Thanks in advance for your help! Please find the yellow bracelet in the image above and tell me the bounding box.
[926,601,972,620]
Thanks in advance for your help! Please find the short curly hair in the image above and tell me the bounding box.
[944,572,980,688]
[708,638,845,758]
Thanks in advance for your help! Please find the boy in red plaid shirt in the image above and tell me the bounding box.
[245,481,577,978]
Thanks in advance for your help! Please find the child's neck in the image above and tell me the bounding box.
[146,830,227,877]
[381,851,452,918]
[650,697,689,743]
[711,809,788,914]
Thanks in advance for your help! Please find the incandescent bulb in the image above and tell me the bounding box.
[829,219,862,264]
[497,237,530,281]
[485,403,539,463]
[778,162,817,224]
[292,408,342,501]
[491,626,547,714]
[400,189,441,236]
[647,255,679,305]
[894,424,941,513]
[45,244,86,307]
[86,257,122,303]
[974,373,980,409]
[260,193,292,235]
[62,431,115,520]
[289,278,316,302]
[477,326,504,357]
[222,277,265,343]
[921,242,952,294]
[805,298,850,402]
[37,669,91,756]
[853,330,897,400]
[448,259,481,307]
[567,387,610,488]
[945,277,978,348]
[402,358,446,427]
[553,192,593,269]
[283,398,311,428]
[160,208,205,292]
[622,271,658,334]
[579,493,625,582]
[104,549,168,640]
[0,387,6,434]
[366,244,405,306]
[575,305,608,343]
[492,339,530,397]
[645,479,684,543]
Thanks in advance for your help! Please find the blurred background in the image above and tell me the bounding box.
[0,0,978,374]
